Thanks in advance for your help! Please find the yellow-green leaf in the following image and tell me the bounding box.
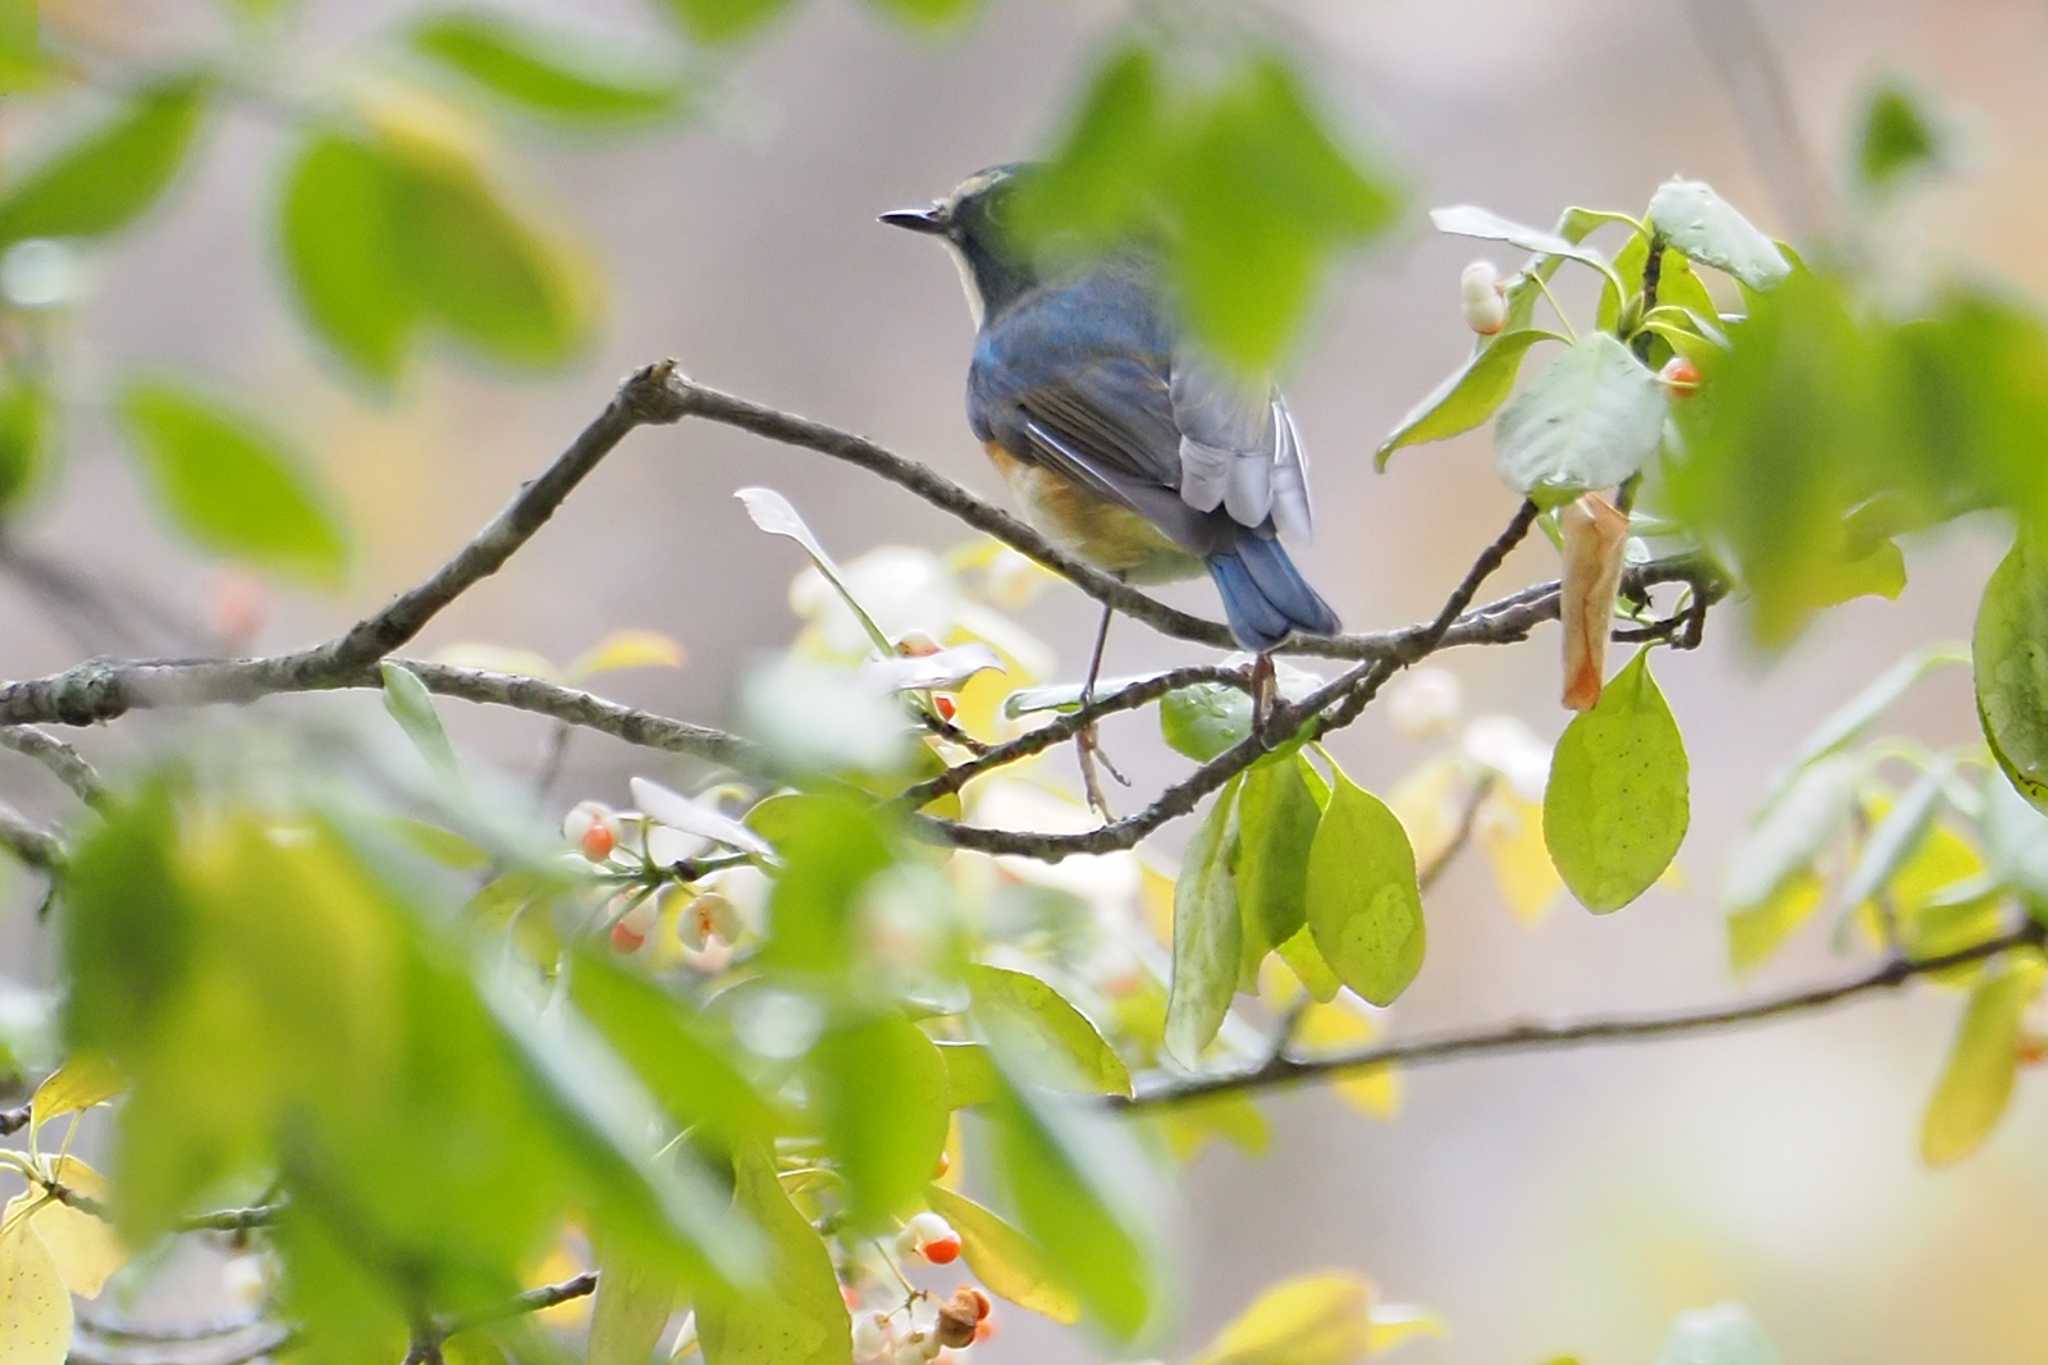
[922,1184,1080,1325]
[0,1208,71,1364]
[1306,769,1425,1006]
[1543,648,1690,912]
[967,965,1130,1096]
[1376,328,1561,468]
[1920,954,2045,1166]
[29,1054,122,1134]
[808,1014,948,1230]
[1726,871,1824,974]
[1193,1272,1373,1365]
[1474,789,1563,925]
[694,1147,848,1365]
[410,13,686,125]
[568,629,687,680]
[1166,778,1243,1063]
[8,1157,125,1298]
[588,1237,676,1365]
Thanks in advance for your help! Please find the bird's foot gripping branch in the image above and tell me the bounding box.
[6,163,2048,1365]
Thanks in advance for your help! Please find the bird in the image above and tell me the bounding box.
[882,162,1341,810]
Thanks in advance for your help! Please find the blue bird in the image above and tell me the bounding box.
[883,164,1341,808]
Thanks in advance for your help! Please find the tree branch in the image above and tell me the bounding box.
[1118,920,2048,1109]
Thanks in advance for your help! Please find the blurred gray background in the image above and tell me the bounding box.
[5,1,2048,1361]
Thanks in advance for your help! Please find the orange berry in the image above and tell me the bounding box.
[1661,355,1703,395]
[935,695,957,722]
[921,1236,961,1265]
[609,921,645,954]
[973,1318,995,1343]
[579,822,616,862]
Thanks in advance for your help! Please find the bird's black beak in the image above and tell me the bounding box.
[879,205,949,235]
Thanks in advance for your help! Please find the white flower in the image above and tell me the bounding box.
[1385,667,1463,739]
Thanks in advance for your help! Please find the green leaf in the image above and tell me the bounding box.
[1837,762,1948,911]
[1653,1304,1781,1365]
[1981,767,2048,902]
[1174,57,1401,371]
[566,949,776,1148]
[1853,78,1951,194]
[863,0,977,27]
[1233,754,1323,970]
[277,132,421,382]
[656,0,794,43]
[1493,333,1666,503]
[1165,777,1243,1064]
[990,1074,1162,1342]
[1003,670,1176,719]
[117,377,348,584]
[967,964,1130,1096]
[695,1146,850,1365]
[278,125,593,381]
[1921,954,2046,1166]
[411,12,685,124]
[379,662,458,777]
[1160,681,1252,763]
[1975,536,2048,814]
[936,1039,999,1109]
[807,1013,949,1230]
[1014,44,1169,244]
[923,1183,1081,1325]
[1305,767,1425,1005]
[1646,179,1791,290]
[0,379,52,515]
[1543,648,1689,913]
[759,795,896,977]
[587,1239,676,1365]
[0,76,209,246]
[1376,328,1562,468]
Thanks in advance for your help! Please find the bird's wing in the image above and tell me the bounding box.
[968,276,1314,549]
[1169,350,1315,543]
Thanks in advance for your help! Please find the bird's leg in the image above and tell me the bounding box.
[1076,602,1129,819]
[1250,651,1277,740]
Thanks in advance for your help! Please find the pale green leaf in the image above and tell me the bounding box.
[1494,333,1666,503]
[1429,203,1623,295]
[1542,648,1689,912]
[28,1053,121,1134]
[863,0,977,27]
[1233,754,1323,971]
[1161,682,1252,763]
[656,0,794,43]
[1305,768,1425,1005]
[1647,179,1791,290]
[735,487,893,656]
[379,662,458,777]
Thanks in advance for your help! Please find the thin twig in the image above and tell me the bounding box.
[40,1180,282,1233]
[0,725,106,807]
[1118,920,2048,1109]
[0,796,62,869]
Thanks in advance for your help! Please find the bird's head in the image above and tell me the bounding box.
[881,163,1042,326]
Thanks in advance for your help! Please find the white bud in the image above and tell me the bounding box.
[852,1313,892,1361]
[1460,259,1509,335]
[613,892,659,938]
[897,1210,951,1256]
[1385,667,1464,739]
[562,800,611,844]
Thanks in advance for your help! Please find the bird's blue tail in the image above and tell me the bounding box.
[1205,533,1341,652]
